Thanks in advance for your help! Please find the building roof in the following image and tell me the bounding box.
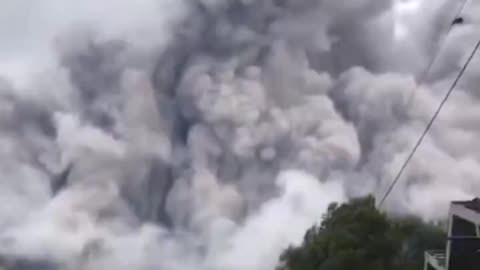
[452,198,480,213]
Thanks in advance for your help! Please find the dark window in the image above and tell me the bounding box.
[451,215,477,236]
[449,216,480,270]
[448,238,480,270]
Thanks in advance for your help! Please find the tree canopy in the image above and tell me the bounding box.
[277,196,446,270]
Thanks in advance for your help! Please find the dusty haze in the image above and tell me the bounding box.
[0,0,480,269]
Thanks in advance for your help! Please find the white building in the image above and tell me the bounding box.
[425,198,480,270]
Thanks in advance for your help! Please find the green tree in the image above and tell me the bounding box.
[277,196,446,270]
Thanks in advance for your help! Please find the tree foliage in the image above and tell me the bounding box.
[277,196,446,270]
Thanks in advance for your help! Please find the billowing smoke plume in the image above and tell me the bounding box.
[0,0,479,269]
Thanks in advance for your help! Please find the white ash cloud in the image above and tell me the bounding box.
[0,0,479,269]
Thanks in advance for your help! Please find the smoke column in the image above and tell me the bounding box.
[0,0,480,269]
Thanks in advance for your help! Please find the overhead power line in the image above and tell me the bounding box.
[406,0,469,106]
[378,38,480,208]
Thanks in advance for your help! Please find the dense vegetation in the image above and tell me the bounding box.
[277,196,446,270]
